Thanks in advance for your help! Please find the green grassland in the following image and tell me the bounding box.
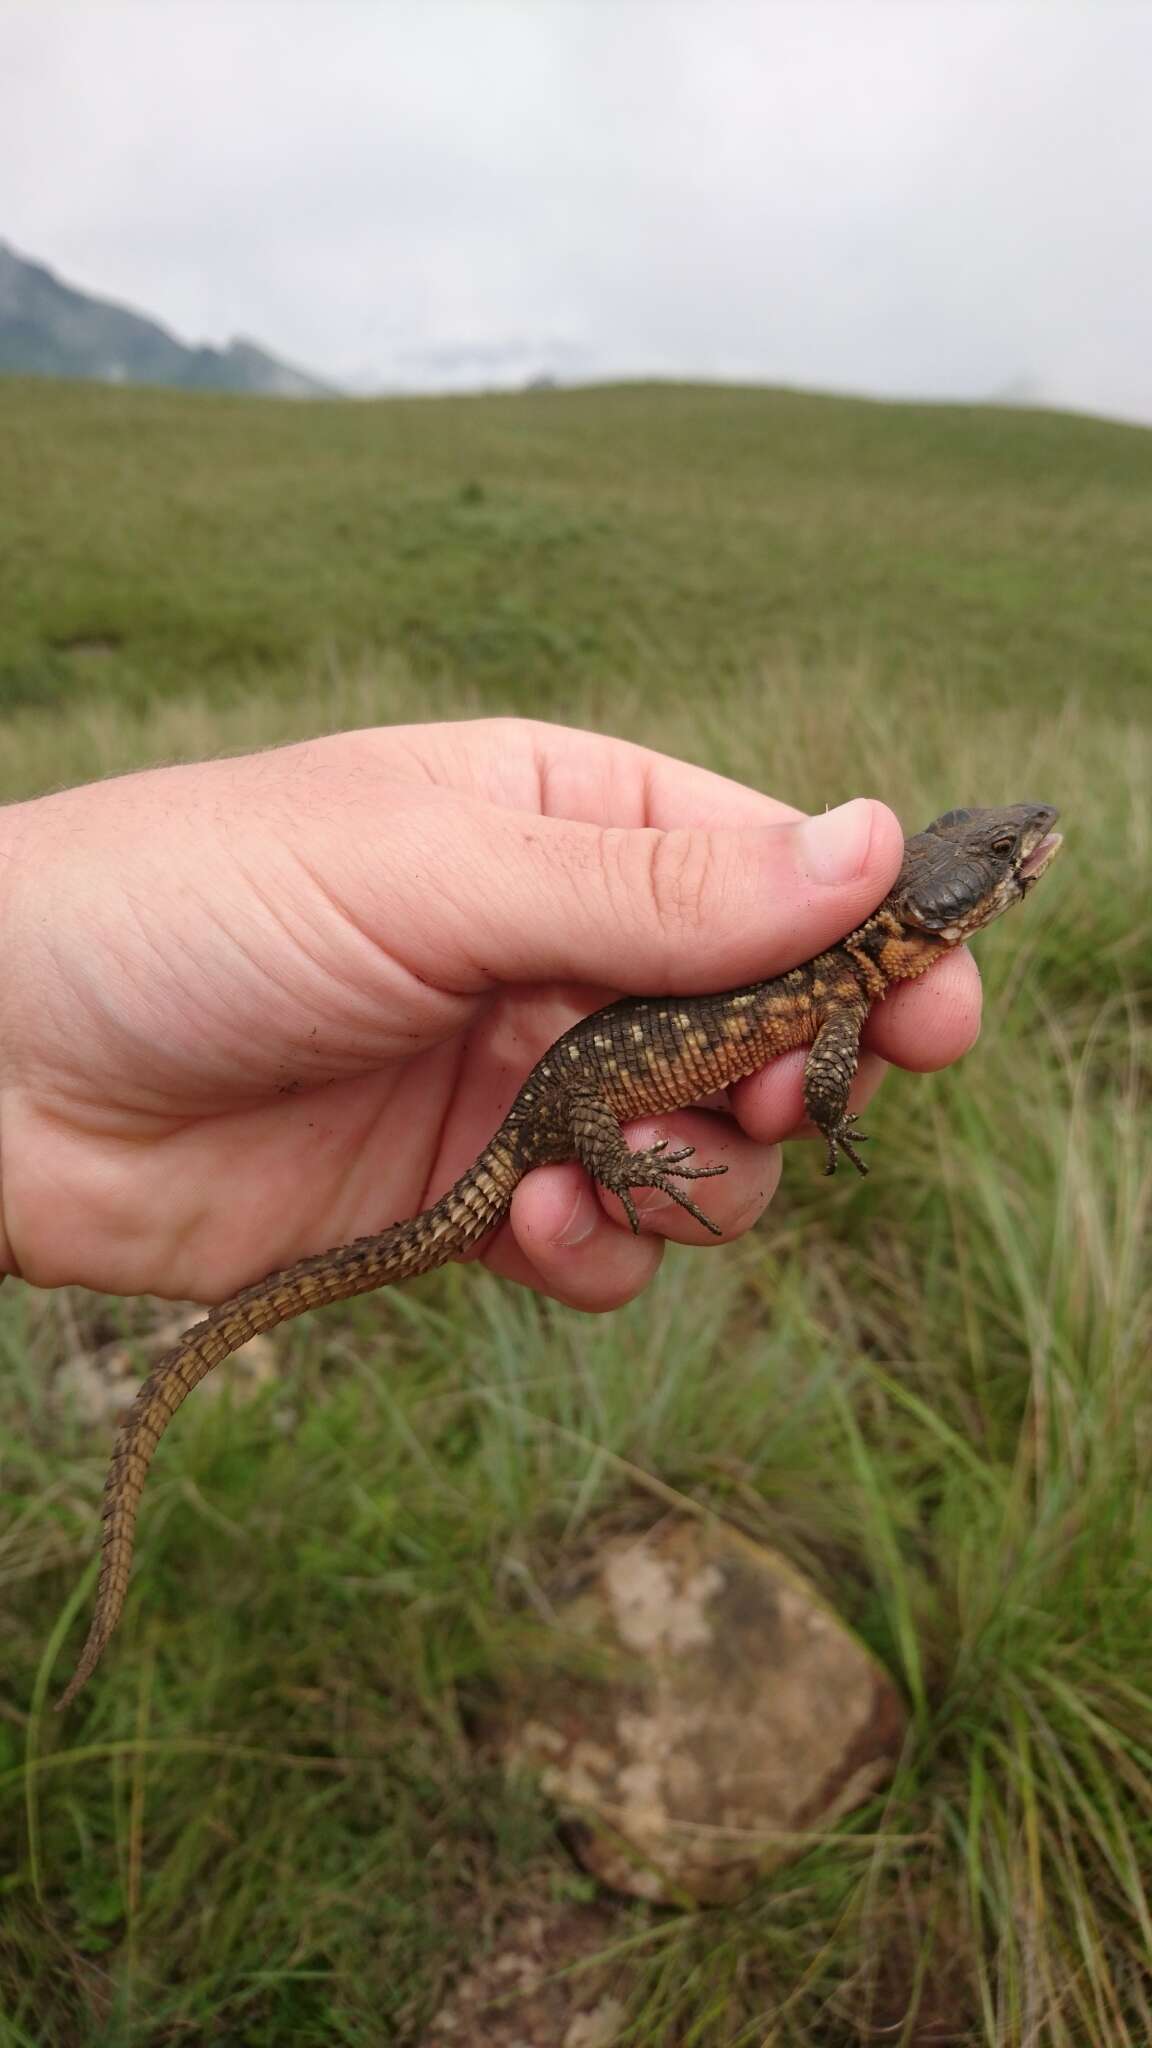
[0,377,1149,2045]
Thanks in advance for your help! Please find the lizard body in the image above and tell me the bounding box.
[57,802,1061,1707]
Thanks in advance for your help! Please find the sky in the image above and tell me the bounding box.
[6,1,1152,420]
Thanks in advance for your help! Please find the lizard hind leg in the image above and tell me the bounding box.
[802,999,871,1178]
[566,1090,728,1238]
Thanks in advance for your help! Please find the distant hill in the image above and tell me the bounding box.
[0,239,335,397]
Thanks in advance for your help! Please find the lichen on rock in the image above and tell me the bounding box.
[499,1515,907,1904]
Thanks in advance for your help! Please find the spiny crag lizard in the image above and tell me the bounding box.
[57,801,1061,1707]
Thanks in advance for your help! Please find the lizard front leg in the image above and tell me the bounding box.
[565,1090,728,1236]
[803,997,871,1176]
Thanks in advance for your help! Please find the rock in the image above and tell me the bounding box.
[423,1901,625,2046]
[55,1352,141,1426]
[563,1999,626,2048]
[54,1305,279,1428]
[499,1515,907,1904]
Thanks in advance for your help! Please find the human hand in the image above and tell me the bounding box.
[0,719,980,1311]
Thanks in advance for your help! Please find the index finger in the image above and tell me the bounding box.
[396,718,807,832]
[525,723,808,832]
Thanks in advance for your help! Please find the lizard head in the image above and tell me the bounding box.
[893,803,1062,942]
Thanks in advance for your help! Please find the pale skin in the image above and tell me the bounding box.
[0,719,982,1312]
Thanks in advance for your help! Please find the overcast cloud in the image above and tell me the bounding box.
[6,1,1152,419]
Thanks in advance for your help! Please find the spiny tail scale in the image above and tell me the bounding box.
[55,1138,523,1710]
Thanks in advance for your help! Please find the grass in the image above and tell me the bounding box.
[3,376,1152,725]
[0,377,1149,2044]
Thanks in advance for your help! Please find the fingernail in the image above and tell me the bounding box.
[798,799,875,885]
[555,1184,599,1249]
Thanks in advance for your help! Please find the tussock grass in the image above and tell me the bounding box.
[0,379,1148,2043]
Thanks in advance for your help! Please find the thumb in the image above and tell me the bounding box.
[421,797,905,994]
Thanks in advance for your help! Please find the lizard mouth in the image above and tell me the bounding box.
[1018,830,1062,884]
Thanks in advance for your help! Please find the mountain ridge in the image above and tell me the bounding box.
[0,239,335,397]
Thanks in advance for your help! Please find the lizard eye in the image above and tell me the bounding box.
[991,834,1015,857]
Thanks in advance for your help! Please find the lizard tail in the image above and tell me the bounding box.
[56,1139,523,1710]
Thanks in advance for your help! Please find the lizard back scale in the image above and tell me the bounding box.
[57,802,1061,1708]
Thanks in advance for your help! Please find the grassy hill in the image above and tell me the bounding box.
[3,374,1151,725]
[0,379,1148,2045]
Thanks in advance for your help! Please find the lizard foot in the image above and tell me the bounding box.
[604,1139,728,1237]
[822,1115,870,1177]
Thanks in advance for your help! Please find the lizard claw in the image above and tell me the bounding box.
[652,1179,725,1235]
[601,1138,729,1235]
[822,1115,870,1177]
